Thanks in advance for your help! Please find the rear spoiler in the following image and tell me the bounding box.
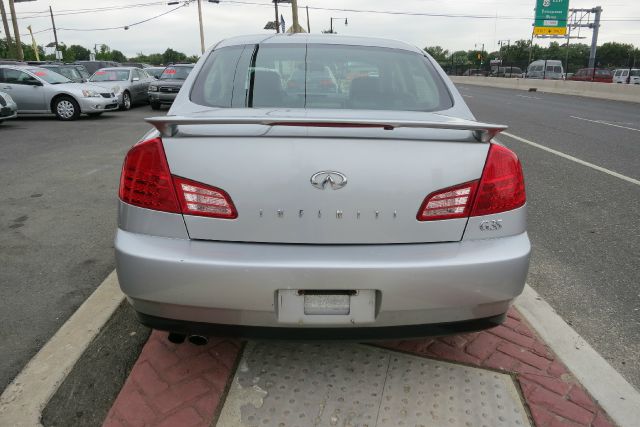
[145,116,507,142]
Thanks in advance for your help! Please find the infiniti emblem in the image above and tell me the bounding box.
[310,171,348,190]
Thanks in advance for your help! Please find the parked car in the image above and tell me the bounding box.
[0,90,18,124]
[148,64,194,110]
[75,60,121,75]
[116,34,530,340]
[568,68,613,83]
[40,64,87,83]
[0,65,118,120]
[122,62,152,69]
[462,68,486,76]
[71,64,91,81]
[89,67,155,110]
[612,68,639,84]
[526,60,564,80]
[490,67,523,78]
[145,66,166,79]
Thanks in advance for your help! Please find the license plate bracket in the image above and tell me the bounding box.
[277,289,376,325]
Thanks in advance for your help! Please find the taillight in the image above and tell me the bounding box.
[417,143,525,221]
[470,143,526,217]
[173,176,237,219]
[119,137,237,219]
[119,137,180,213]
[417,181,478,221]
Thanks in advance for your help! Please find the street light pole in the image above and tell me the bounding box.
[197,0,205,54]
[7,0,23,61]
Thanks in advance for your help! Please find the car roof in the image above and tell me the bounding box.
[97,67,134,71]
[215,33,423,54]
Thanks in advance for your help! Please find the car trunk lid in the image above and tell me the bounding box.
[151,109,504,244]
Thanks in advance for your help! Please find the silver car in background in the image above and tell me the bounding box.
[88,67,155,110]
[0,90,18,124]
[0,65,118,120]
[116,34,530,340]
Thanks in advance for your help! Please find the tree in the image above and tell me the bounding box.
[162,48,187,65]
[597,42,636,68]
[424,46,449,64]
[110,49,127,63]
[67,44,91,61]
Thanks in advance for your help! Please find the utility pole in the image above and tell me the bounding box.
[0,0,14,58]
[306,5,310,33]
[274,0,279,33]
[26,25,38,61]
[49,6,59,52]
[588,6,601,69]
[197,0,205,54]
[7,0,23,61]
[290,0,302,33]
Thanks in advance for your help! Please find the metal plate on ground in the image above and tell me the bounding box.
[216,342,531,427]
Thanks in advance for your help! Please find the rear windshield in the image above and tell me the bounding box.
[161,66,193,80]
[190,44,453,111]
[90,70,130,82]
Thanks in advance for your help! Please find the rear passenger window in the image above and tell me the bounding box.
[190,46,243,108]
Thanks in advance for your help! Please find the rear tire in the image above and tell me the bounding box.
[54,96,81,121]
[151,102,161,110]
[120,91,132,111]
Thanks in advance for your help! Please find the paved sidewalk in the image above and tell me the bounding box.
[102,308,615,427]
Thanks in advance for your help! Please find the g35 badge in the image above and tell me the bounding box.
[479,219,503,231]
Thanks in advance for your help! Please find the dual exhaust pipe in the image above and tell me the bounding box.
[167,332,208,346]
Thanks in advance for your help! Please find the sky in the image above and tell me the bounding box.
[6,0,640,58]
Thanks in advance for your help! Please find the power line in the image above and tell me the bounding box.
[221,0,640,22]
[55,4,188,32]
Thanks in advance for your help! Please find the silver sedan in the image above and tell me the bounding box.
[116,34,530,340]
[88,67,155,111]
[0,65,118,120]
[0,90,18,124]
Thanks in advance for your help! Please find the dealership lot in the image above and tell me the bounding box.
[1,86,639,425]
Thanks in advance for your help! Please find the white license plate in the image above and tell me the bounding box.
[277,290,376,325]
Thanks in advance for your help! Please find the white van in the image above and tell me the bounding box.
[613,68,640,84]
[526,60,564,80]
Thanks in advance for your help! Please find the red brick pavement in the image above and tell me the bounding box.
[102,331,241,427]
[103,308,615,427]
[380,308,615,427]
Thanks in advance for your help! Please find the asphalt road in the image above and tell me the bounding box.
[0,107,154,391]
[457,84,640,388]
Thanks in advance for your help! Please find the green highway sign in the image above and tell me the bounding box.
[534,0,570,35]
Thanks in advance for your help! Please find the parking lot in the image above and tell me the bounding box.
[1,86,639,426]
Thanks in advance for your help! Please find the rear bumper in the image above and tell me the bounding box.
[115,230,530,330]
[137,311,507,340]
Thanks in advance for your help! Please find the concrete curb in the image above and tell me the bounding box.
[0,271,125,427]
[516,284,640,427]
[451,76,640,103]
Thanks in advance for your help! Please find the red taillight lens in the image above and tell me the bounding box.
[119,137,180,213]
[173,176,237,219]
[417,181,479,221]
[471,144,526,217]
[119,138,237,219]
[417,143,525,221]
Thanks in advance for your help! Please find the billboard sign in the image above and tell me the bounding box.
[534,0,570,36]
